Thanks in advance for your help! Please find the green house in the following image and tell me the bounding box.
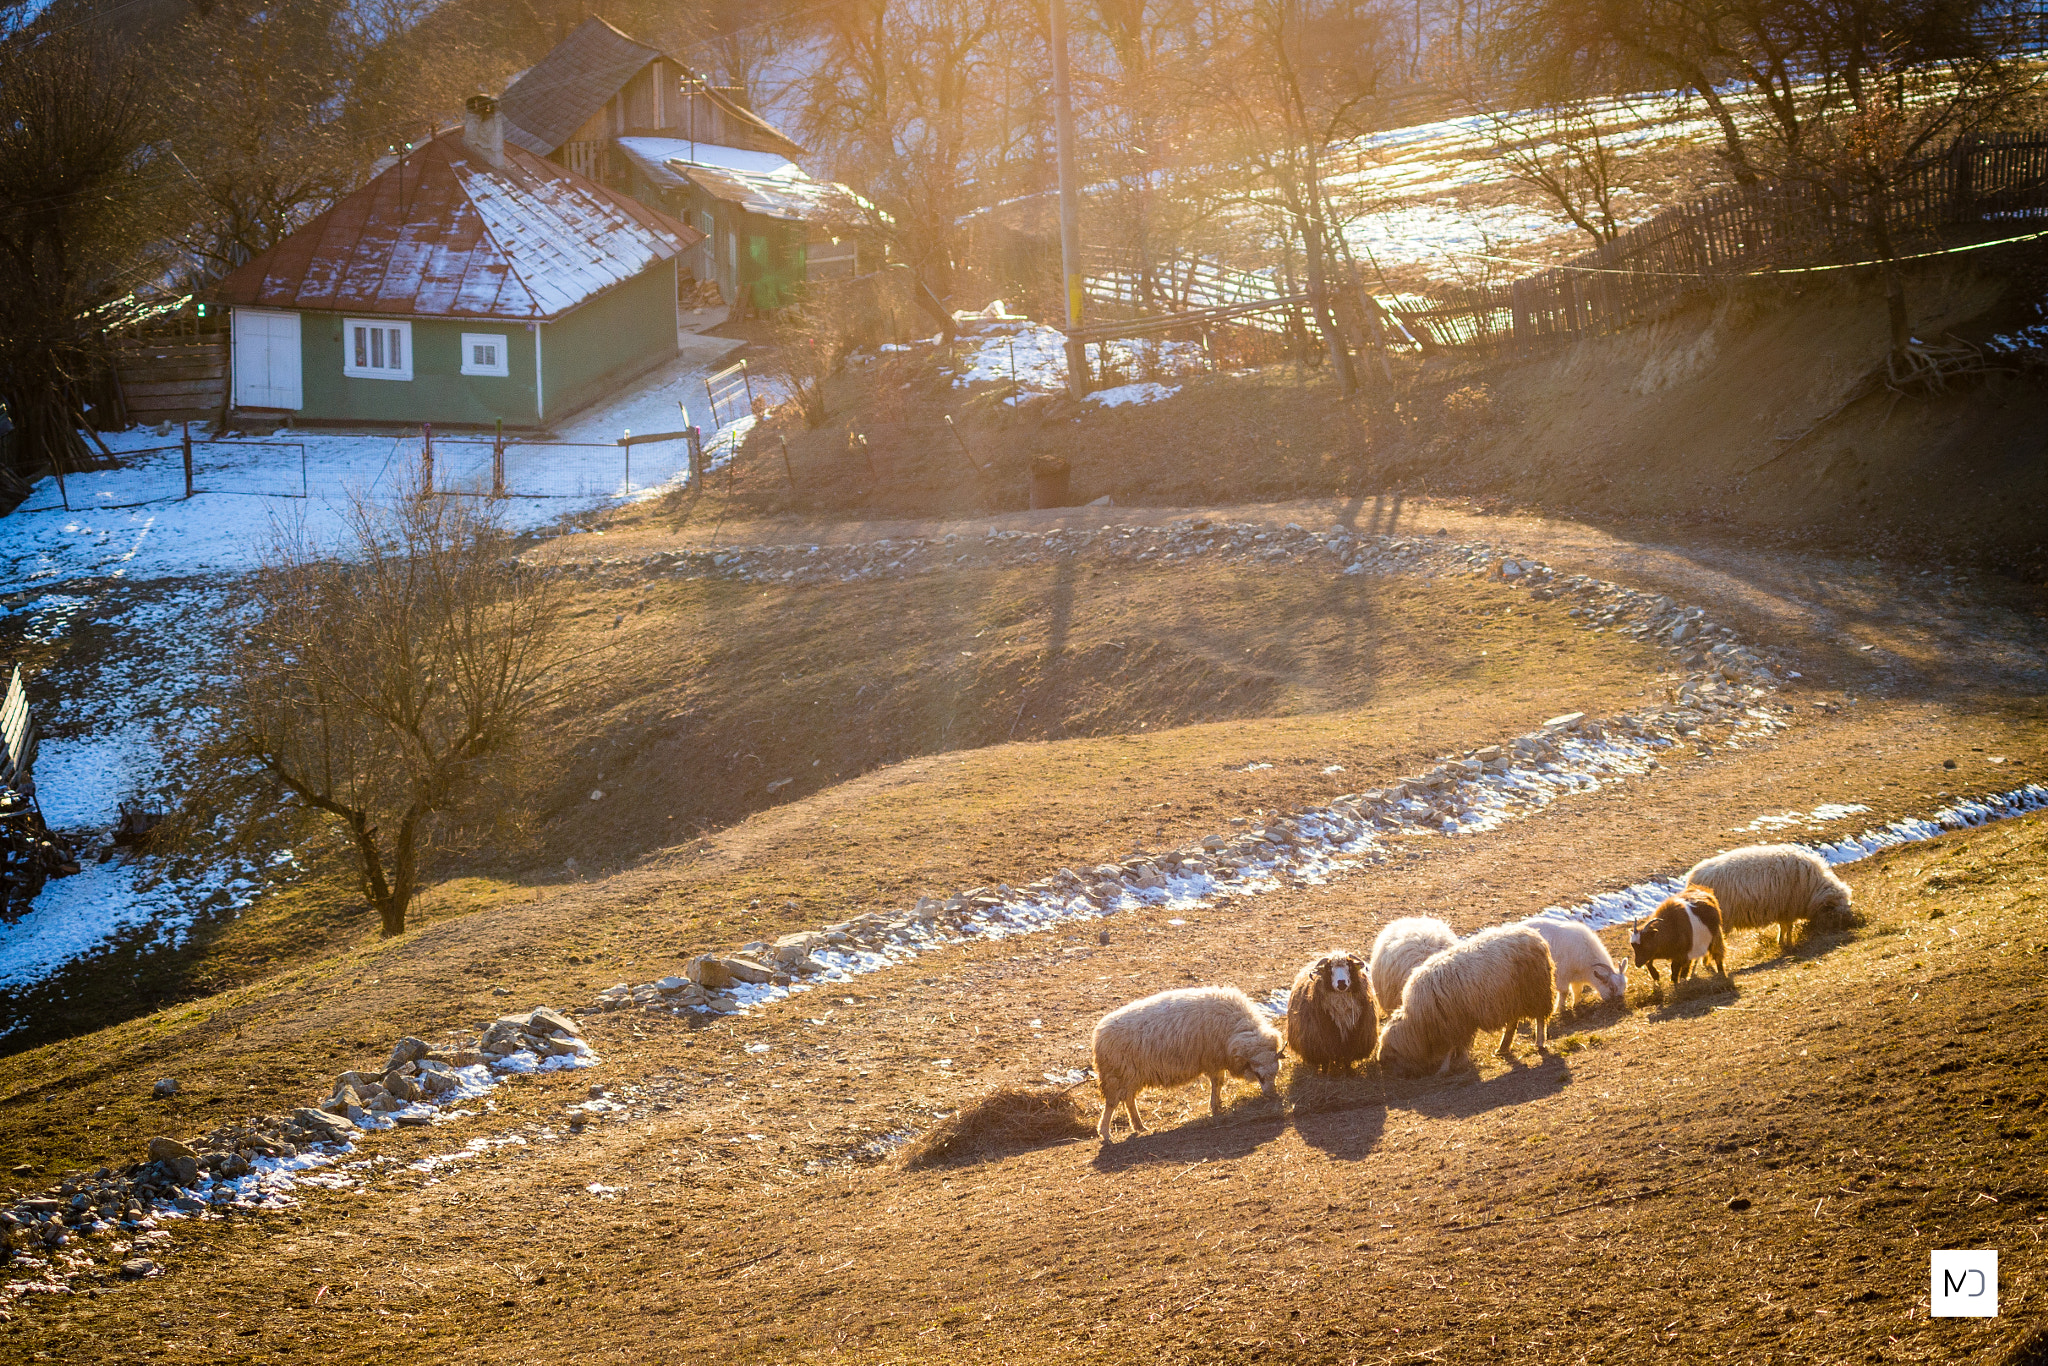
[213,96,703,429]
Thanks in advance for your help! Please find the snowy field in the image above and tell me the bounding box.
[0,344,748,1009]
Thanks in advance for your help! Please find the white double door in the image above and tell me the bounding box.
[232,308,303,410]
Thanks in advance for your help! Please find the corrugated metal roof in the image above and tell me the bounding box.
[499,17,658,155]
[213,132,704,322]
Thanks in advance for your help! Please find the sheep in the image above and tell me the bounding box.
[1684,843,1853,949]
[1091,986,1284,1141]
[1376,925,1554,1078]
[1368,916,1458,1016]
[1521,916,1628,1015]
[1628,885,1728,984]
[1285,950,1376,1073]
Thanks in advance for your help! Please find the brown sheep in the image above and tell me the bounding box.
[1091,987,1284,1141]
[1285,950,1376,1073]
[1629,885,1728,984]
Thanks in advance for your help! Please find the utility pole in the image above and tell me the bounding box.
[1051,0,1090,397]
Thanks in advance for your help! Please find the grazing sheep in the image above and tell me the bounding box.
[1368,916,1458,1016]
[1092,986,1284,1141]
[1286,950,1376,1072]
[1521,917,1628,1015]
[1684,843,1853,948]
[1377,925,1554,1078]
[1629,886,1728,984]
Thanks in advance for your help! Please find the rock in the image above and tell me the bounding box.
[526,1006,582,1039]
[151,1079,179,1099]
[145,1137,196,1164]
[685,957,733,989]
[1086,494,1113,507]
[290,1107,360,1146]
[1542,712,1586,731]
[384,1037,430,1070]
[172,1156,201,1187]
[491,986,513,996]
[119,1257,155,1278]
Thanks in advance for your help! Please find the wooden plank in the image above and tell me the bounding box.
[120,379,227,399]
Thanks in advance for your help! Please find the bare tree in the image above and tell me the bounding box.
[0,30,168,473]
[1478,100,1628,247]
[220,482,566,937]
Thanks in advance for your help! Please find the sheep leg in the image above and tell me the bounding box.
[1496,1023,1517,1060]
[1532,1015,1548,1052]
[1123,1096,1146,1134]
[1208,1073,1224,1117]
[1097,1090,1117,1141]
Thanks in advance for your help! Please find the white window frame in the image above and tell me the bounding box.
[343,318,413,381]
[460,332,510,377]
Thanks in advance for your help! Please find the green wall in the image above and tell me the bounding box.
[297,313,539,427]
[540,259,679,422]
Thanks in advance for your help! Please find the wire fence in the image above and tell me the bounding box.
[15,439,307,512]
[402,437,698,500]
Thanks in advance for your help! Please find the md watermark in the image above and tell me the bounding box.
[1931,1250,1998,1318]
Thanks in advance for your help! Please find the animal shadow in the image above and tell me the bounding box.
[1392,1049,1573,1122]
[1088,1099,1288,1172]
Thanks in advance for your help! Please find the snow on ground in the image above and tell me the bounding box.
[923,307,1206,403]
[0,347,754,1009]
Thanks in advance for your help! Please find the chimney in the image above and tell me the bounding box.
[463,93,506,170]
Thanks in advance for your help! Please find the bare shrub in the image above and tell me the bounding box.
[213,477,566,936]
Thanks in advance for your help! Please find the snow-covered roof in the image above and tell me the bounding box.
[614,137,871,227]
[616,136,804,184]
[212,131,703,322]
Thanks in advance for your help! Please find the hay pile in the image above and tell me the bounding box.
[902,1083,1095,1169]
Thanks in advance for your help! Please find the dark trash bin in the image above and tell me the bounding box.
[1029,454,1071,510]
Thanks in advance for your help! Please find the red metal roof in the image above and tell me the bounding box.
[213,131,704,322]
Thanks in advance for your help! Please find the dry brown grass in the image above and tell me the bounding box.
[901,1081,1096,1169]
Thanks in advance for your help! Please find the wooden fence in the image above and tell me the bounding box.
[1403,128,2048,352]
[1074,127,2048,358]
[111,336,226,425]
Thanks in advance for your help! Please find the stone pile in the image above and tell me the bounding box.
[583,531,1800,1026]
[0,1007,594,1300]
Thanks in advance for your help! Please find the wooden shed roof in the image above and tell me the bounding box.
[500,16,803,159]
[212,131,702,323]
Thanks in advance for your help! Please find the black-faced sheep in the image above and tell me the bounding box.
[1629,885,1728,984]
[1521,917,1628,1015]
[1684,843,1853,949]
[1091,986,1284,1141]
[1376,925,1554,1077]
[1368,916,1457,1016]
[1285,950,1376,1072]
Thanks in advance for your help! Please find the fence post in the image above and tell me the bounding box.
[687,427,705,490]
[493,418,505,498]
[621,430,631,496]
[181,422,194,499]
[421,423,433,494]
[778,434,796,492]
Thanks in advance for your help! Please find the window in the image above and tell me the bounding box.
[343,319,412,381]
[461,332,509,377]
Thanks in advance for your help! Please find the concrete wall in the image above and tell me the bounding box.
[297,313,540,427]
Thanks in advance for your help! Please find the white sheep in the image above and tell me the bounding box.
[1091,986,1284,1141]
[1521,916,1628,1015]
[1377,925,1555,1077]
[1684,843,1853,949]
[1368,916,1458,1016]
